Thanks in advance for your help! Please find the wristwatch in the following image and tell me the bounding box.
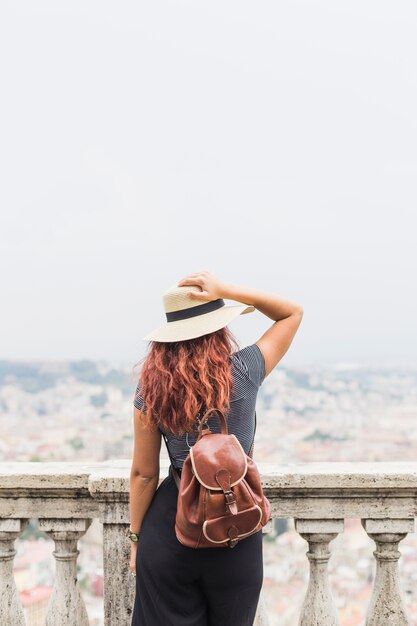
[127,527,140,542]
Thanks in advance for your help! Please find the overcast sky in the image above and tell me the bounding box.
[1,1,416,367]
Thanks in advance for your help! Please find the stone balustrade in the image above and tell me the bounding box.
[1,460,417,625]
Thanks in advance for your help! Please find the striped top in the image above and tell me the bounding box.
[133,343,266,471]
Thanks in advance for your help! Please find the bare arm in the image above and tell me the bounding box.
[177,271,303,377]
[128,407,161,574]
[129,407,161,532]
[221,282,303,377]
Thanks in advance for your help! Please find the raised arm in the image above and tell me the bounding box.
[177,271,303,378]
[221,282,303,377]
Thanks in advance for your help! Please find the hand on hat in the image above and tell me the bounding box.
[177,271,227,302]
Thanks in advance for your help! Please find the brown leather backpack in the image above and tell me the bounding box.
[163,407,271,549]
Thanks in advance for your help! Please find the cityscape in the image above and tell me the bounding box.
[1,356,417,625]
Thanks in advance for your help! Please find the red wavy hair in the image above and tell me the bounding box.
[134,326,240,435]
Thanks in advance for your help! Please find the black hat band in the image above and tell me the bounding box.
[166,298,225,322]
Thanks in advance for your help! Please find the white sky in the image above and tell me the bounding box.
[1,1,416,366]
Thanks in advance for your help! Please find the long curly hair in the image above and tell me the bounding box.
[134,326,240,435]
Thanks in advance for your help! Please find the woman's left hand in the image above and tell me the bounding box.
[129,543,138,577]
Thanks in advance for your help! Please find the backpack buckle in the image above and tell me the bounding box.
[224,490,238,515]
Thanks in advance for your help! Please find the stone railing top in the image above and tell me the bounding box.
[2,460,417,493]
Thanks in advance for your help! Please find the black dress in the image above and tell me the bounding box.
[131,343,266,626]
[131,466,264,625]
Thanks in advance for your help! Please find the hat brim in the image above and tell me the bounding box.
[142,303,255,343]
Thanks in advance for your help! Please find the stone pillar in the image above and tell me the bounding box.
[0,518,28,626]
[39,518,92,626]
[102,521,135,626]
[361,518,414,626]
[253,521,273,625]
[295,518,344,626]
[88,474,135,626]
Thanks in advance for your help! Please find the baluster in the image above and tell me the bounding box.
[253,522,273,626]
[0,518,28,626]
[90,480,135,626]
[39,518,92,626]
[295,518,344,626]
[102,521,135,626]
[361,518,414,626]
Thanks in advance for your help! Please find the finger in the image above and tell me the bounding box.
[180,272,205,281]
[178,277,203,286]
[177,276,194,284]
[188,290,208,298]
[178,274,200,281]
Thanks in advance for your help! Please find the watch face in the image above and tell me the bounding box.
[129,532,139,542]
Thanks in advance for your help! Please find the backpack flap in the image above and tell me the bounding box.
[190,433,247,490]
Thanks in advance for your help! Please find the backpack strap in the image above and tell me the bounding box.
[163,402,206,490]
[164,409,258,490]
[162,431,182,490]
[248,410,257,459]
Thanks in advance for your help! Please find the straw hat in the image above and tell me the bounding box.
[143,282,255,342]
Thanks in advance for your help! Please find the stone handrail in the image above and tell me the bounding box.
[1,460,417,625]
